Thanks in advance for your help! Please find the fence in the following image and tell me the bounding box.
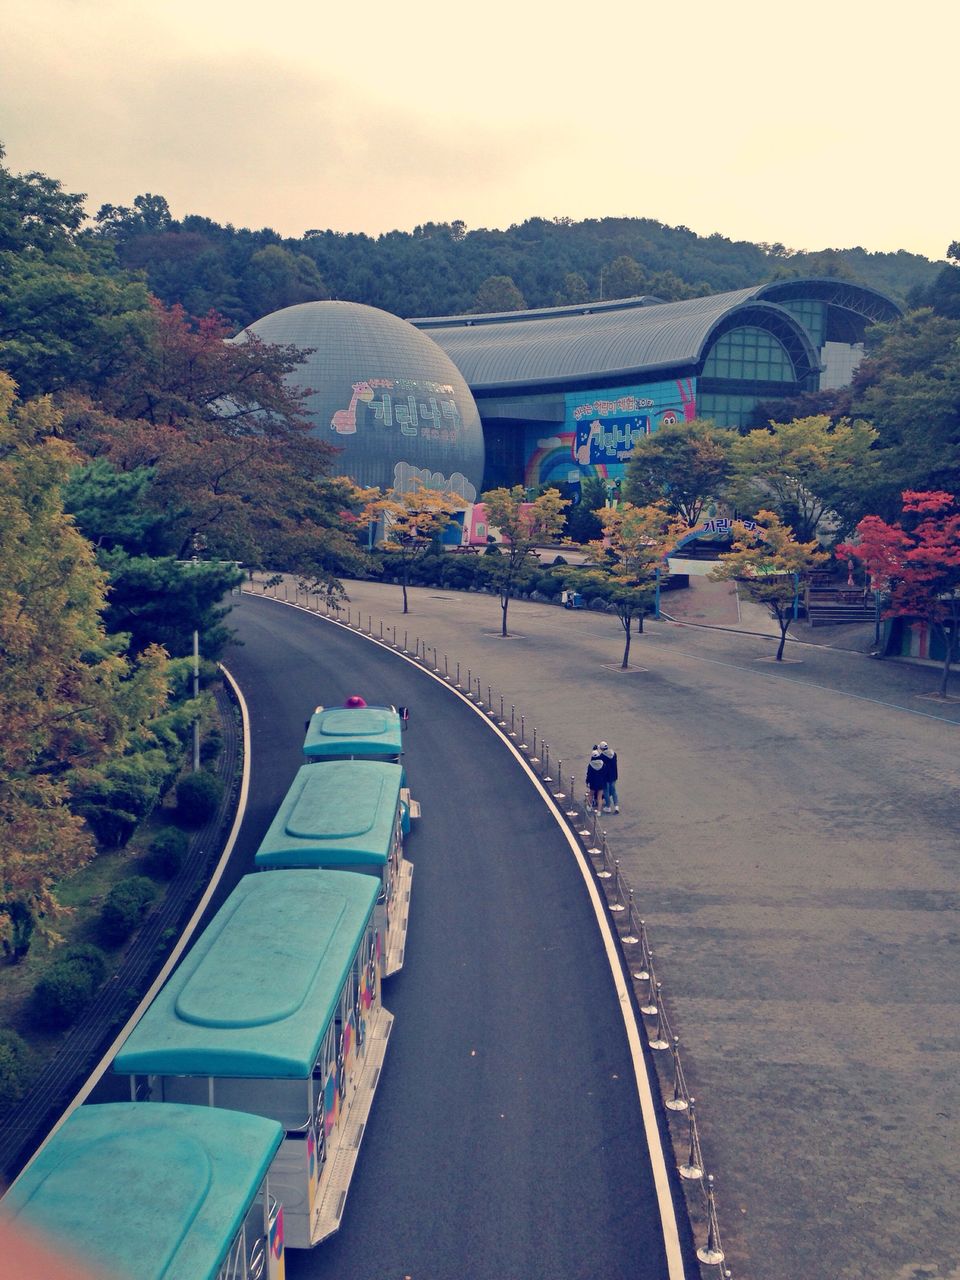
[247,573,732,1278]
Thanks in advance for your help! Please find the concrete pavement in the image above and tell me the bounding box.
[246,573,960,1280]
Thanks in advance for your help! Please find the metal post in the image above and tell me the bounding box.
[666,1037,689,1111]
[566,775,578,817]
[510,705,516,735]
[393,626,397,645]
[456,662,461,688]
[519,715,526,748]
[640,967,659,1016]
[380,620,384,638]
[610,859,625,911]
[368,614,372,632]
[622,891,638,944]
[696,1176,725,1265]
[444,655,449,677]
[403,630,408,651]
[679,1099,703,1180]
[499,695,505,724]
[648,985,670,1049]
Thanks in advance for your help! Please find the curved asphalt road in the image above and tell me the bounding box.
[225,595,695,1280]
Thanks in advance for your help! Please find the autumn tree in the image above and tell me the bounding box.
[0,376,170,959]
[479,486,568,636]
[363,483,465,613]
[837,490,960,697]
[728,415,879,542]
[709,511,828,660]
[569,502,686,668]
[61,300,370,588]
[624,418,732,526]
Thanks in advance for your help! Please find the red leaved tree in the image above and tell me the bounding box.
[838,491,960,697]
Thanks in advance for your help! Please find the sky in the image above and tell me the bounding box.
[2,0,956,261]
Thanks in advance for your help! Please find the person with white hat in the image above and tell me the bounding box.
[598,741,619,813]
[585,749,606,812]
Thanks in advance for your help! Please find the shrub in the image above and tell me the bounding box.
[200,724,223,764]
[31,953,106,1029]
[99,876,156,945]
[61,943,108,988]
[145,827,189,879]
[176,770,223,825]
[0,1030,34,1108]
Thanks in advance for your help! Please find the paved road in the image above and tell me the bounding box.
[253,578,960,1280]
[225,596,694,1280]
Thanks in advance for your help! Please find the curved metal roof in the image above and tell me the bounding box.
[414,289,818,391]
[411,279,898,394]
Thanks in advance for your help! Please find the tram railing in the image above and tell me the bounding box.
[246,572,732,1279]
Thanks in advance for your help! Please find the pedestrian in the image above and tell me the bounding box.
[598,741,619,813]
[586,748,606,811]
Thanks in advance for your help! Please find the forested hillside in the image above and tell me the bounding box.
[90,195,940,331]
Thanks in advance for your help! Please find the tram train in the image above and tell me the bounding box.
[2,700,416,1280]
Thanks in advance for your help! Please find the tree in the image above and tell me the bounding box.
[362,483,465,613]
[728,415,879,542]
[601,255,647,300]
[709,512,828,660]
[850,310,960,503]
[837,490,960,697]
[624,418,732,526]
[571,502,686,668]
[0,376,170,959]
[479,487,568,635]
[472,275,526,313]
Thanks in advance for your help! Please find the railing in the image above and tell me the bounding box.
[246,572,732,1277]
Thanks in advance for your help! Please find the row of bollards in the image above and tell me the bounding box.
[249,572,731,1276]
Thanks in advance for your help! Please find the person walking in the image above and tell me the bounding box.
[599,741,619,813]
[586,749,606,812]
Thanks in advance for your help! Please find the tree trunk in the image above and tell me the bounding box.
[621,615,632,669]
[936,622,954,697]
[776,617,789,660]
[501,593,509,637]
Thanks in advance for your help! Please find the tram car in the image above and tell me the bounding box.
[1,1102,286,1280]
[114,870,391,1249]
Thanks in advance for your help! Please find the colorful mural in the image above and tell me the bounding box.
[523,377,696,489]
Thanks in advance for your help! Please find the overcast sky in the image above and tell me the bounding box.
[3,0,955,261]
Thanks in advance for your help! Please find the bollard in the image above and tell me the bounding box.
[510,705,516,736]
[595,831,611,876]
[566,775,578,817]
[347,608,351,626]
[696,1176,725,1265]
[610,859,625,911]
[648,985,670,1049]
[403,630,408,652]
[679,1099,704,1180]
[444,655,449,677]
[665,1037,689,1112]
[499,695,505,725]
[380,620,384,639]
[519,715,527,749]
[487,684,492,708]
[434,647,438,669]
[393,626,397,646]
[456,662,461,688]
[543,743,551,780]
[368,614,372,633]
[621,891,639,944]
[476,677,481,701]
[532,727,538,756]
[578,796,594,839]
[640,968,659,1016]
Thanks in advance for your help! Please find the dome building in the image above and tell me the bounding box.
[239,300,485,499]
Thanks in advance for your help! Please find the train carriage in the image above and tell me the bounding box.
[254,761,412,976]
[303,703,419,832]
[114,871,392,1250]
[1,1102,285,1280]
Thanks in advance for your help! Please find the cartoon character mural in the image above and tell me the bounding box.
[524,377,697,489]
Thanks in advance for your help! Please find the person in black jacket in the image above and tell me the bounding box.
[599,741,619,813]
[586,749,606,811]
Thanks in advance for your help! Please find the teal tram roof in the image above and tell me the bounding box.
[255,761,403,869]
[113,871,377,1079]
[412,279,900,393]
[1,1102,282,1280]
[303,705,403,760]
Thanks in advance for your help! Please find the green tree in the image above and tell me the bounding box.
[601,255,647,299]
[710,512,828,660]
[625,418,732,526]
[472,275,526,312]
[479,486,568,635]
[363,483,465,613]
[729,415,879,542]
[0,376,170,959]
[851,310,960,502]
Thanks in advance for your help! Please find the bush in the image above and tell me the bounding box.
[144,827,189,879]
[176,770,223,826]
[99,876,156,945]
[199,724,223,764]
[31,946,109,1028]
[0,1029,34,1108]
